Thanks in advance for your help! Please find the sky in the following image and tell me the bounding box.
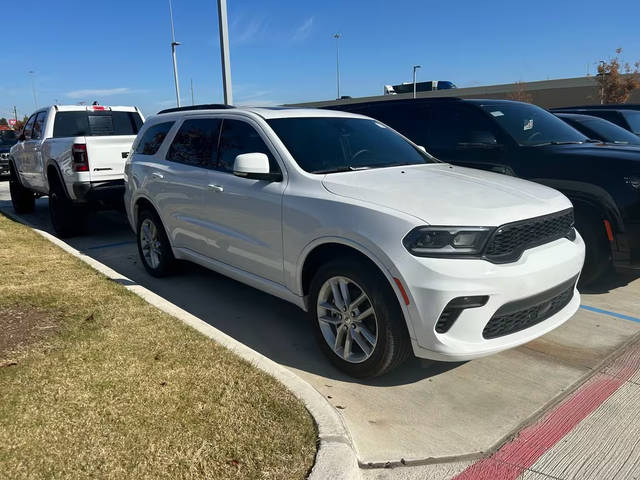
[1,0,640,121]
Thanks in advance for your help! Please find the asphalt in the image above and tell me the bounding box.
[2,179,639,478]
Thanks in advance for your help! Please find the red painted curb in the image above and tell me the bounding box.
[452,341,640,480]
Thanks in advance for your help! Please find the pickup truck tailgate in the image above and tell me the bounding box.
[85,135,136,181]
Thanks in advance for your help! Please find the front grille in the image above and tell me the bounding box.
[482,276,577,339]
[484,209,575,263]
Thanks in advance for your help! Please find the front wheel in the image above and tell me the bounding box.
[309,258,411,378]
[575,212,611,287]
[9,164,35,214]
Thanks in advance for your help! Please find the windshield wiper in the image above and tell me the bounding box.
[531,141,585,146]
[313,165,372,174]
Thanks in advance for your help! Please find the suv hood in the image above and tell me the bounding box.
[322,164,572,226]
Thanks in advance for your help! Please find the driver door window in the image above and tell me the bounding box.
[216,119,279,173]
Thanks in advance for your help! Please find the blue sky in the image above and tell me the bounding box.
[1,0,639,120]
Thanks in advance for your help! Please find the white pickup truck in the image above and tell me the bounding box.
[9,105,144,236]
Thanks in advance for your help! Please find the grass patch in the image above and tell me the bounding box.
[0,214,316,479]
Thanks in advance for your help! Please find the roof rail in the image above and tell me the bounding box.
[158,104,235,114]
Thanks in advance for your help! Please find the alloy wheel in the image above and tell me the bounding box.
[140,218,162,269]
[316,276,378,363]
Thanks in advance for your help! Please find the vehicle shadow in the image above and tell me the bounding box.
[0,202,460,386]
[581,267,640,294]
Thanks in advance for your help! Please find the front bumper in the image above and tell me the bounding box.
[0,153,9,175]
[400,233,585,362]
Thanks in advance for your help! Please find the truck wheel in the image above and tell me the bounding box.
[9,163,35,214]
[576,212,610,287]
[48,176,86,238]
[137,208,174,277]
[309,257,411,378]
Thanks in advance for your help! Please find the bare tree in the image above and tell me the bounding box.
[596,48,640,104]
[507,81,533,103]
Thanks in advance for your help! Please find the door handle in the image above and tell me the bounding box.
[151,172,164,179]
[208,184,224,193]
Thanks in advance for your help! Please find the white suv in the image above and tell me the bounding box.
[124,105,585,377]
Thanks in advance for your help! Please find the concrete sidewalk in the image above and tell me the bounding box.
[2,180,639,477]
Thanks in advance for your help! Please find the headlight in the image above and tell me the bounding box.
[403,226,494,257]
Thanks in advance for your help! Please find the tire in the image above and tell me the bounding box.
[9,163,35,214]
[309,257,411,378]
[575,212,611,287]
[48,175,86,238]
[136,208,174,277]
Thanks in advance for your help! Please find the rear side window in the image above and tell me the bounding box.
[53,111,143,138]
[166,118,222,167]
[135,122,174,155]
[217,119,278,173]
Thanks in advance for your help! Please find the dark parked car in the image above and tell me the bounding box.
[555,113,640,147]
[551,107,640,136]
[0,130,19,176]
[325,97,640,284]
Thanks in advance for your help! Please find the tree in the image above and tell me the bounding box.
[507,81,533,103]
[0,118,8,127]
[596,48,640,104]
[13,116,29,132]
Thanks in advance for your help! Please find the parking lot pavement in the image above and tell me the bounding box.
[2,179,639,471]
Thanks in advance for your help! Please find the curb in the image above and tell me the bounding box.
[3,209,361,480]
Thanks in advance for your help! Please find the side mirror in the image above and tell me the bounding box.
[233,153,282,182]
[417,145,427,153]
[18,133,26,141]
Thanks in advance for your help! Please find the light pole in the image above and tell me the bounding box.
[598,60,605,104]
[168,0,181,107]
[333,33,341,99]
[412,65,421,99]
[217,0,233,105]
[28,71,38,109]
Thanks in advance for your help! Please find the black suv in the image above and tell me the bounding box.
[325,97,640,284]
[551,107,640,136]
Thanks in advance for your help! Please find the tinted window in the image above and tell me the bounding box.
[428,105,499,150]
[623,111,640,134]
[136,122,174,155]
[166,118,222,167]
[217,119,277,173]
[22,115,36,140]
[570,116,640,145]
[267,117,434,173]
[479,103,587,146]
[53,111,143,137]
[364,104,429,146]
[32,112,47,140]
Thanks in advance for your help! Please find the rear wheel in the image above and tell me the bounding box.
[309,258,411,378]
[137,208,174,277]
[9,163,35,214]
[48,175,86,238]
[576,212,611,287]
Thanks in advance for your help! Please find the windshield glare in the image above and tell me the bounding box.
[481,103,588,146]
[267,117,435,173]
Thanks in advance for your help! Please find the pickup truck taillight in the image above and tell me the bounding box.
[72,144,89,172]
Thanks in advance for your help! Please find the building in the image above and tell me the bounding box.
[292,76,640,109]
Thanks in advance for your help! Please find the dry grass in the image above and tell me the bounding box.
[0,214,316,480]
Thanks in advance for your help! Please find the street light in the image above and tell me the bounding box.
[334,33,341,99]
[217,0,233,105]
[28,71,38,109]
[412,65,421,99]
[168,0,181,107]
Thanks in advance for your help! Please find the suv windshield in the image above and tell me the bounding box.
[0,130,18,146]
[480,103,588,146]
[577,116,640,145]
[623,111,640,134]
[53,111,143,138]
[267,117,435,173]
